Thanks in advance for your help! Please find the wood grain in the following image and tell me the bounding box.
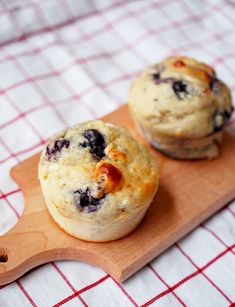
[1,104,235,285]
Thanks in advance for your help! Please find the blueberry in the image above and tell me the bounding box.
[213,109,232,133]
[209,76,220,94]
[74,187,105,213]
[172,80,188,99]
[46,139,70,160]
[152,73,160,80]
[81,129,106,160]
[152,64,166,82]
[213,115,223,133]
[223,109,232,121]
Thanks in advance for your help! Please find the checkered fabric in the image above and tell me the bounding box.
[0,0,235,306]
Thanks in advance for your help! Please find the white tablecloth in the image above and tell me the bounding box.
[0,1,234,306]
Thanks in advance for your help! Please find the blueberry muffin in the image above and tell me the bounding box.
[128,56,233,159]
[38,120,159,242]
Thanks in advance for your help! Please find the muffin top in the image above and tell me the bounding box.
[38,120,159,224]
[128,56,233,139]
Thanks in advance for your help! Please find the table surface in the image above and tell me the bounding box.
[0,1,234,306]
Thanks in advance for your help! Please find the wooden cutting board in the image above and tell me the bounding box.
[1,104,235,285]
